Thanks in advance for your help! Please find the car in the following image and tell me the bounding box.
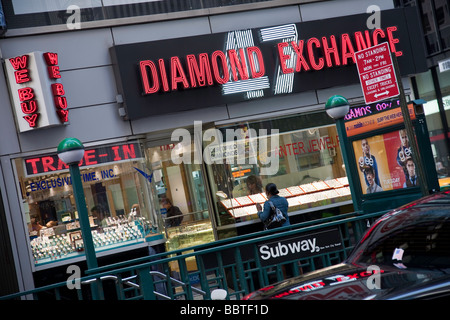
[243,191,450,300]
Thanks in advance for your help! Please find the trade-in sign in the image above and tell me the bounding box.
[355,42,400,104]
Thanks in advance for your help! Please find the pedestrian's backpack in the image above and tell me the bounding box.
[264,201,286,230]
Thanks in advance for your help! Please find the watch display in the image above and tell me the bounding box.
[30,216,157,265]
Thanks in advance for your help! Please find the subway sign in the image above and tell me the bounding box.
[110,7,426,120]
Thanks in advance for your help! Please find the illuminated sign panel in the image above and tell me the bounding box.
[344,99,416,137]
[4,51,69,132]
[110,7,426,120]
[23,142,141,176]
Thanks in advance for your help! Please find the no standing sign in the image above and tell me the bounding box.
[355,42,400,104]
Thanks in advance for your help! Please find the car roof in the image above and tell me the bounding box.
[347,191,450,266]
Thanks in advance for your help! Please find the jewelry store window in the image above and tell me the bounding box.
[145,140,215,253]
[15,142,162,267]
[205,111,353,239]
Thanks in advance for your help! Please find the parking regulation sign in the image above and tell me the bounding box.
[355,42,400,104]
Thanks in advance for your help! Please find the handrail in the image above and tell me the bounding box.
[0,210,387,301]
[86,210,363,275]
[80,271,206,300]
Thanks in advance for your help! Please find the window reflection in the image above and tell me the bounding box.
[205,112,352,238]
[16,151,160,265]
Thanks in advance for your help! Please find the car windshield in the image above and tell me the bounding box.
[350,199,450,270]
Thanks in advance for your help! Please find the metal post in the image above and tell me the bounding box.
[335,117,363,212]
[137,266,156,300]
[69,164,98,270]
[391,52,429,195]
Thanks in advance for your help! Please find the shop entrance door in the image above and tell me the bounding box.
[165,165,189,219]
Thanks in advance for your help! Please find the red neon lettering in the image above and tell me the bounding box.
[122,144,136,159]
[246,46,265,78]
[359,270,372,277]
[140,60,159,94]
[26,158,40,174]
[346,273,359,280]
[14,69,31,84]
[111,146,121,161]
[57,109,69,123]
[341,33,356,65]
[372,28,386,46]
[291,40,310,72]
[211,50,229,84]
[21,100,38,114]
[18,87,34,101]
[54,96,68,109]
[170,56,190,90]
[307,38,324,70]
[354,31,372,51]
[386,26,403,57]
[186,53,213,88]
[84,149,97,165]
[41,156,57,172]
[158,59,170,92]
[274,292,290,299]
[43,52,59,66]
[277,42,293,74]
[47,66,61,79]
[228,48,249,81]
[9,55,28,70]
[51,83,65,96]
[259,286,274,292]
[57,158,69,170]
[322,35,341,67]
[23,113,39,127]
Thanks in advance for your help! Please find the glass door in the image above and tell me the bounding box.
[145,139,215,252]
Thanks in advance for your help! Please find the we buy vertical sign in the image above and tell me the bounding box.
[355,42,400,104]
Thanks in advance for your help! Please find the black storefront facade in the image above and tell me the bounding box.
[0,2,430,295]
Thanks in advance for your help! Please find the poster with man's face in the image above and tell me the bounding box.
[353,129,415,194]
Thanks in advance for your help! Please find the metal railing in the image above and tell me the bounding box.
[0,210,387,301]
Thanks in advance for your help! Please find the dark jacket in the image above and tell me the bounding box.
[257,195,290,227]
[166,206,183,227]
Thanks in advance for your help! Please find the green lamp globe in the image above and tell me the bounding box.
[57,137,85,165]
[325,95,350,119]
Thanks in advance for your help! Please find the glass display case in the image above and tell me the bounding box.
[29,214,158,265]
[165,220,214,252]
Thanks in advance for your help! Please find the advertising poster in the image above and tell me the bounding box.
[353,129,417,194]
